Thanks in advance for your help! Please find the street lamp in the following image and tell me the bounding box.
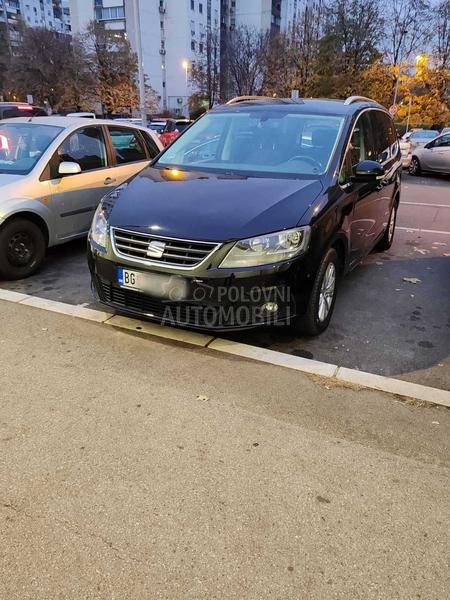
[182,60,189,86]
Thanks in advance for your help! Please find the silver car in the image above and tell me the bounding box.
[0,117,162,279]
[400,129,439,168]
[409,132,450,176]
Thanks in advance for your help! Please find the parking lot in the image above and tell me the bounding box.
[1,173,449,391]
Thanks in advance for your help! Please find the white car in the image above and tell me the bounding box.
[409,132,450,176]
[0,117,163,279]
[400,129,439,168]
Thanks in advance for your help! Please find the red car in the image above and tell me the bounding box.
[159,119,192,146]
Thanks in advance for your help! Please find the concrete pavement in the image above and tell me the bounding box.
[0,300,449,599]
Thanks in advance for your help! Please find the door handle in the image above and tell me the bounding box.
[104,177,117,185]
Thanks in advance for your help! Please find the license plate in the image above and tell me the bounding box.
[117,268,188,300]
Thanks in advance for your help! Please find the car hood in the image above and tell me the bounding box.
[107,167,323,241]
[0,173,24,187]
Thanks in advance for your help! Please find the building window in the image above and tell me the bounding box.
[191,40,195,51]
[199,2,203,14]
[190,20,195,35]
[190,0,194,9]
[199,42,203,53]
[160,20,163,28]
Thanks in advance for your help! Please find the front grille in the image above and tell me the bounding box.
[111,228,219,268]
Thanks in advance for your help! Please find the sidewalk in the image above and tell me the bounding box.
[0,300,449,599]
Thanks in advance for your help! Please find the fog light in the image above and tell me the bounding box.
[262,302,279,313]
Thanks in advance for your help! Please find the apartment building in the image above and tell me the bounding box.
[0,0,71,42]
[70,0,220,116]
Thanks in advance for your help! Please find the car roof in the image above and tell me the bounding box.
[0,116,154,131]
[212,97,386,117]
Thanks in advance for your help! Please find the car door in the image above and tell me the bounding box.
[339,111,382,264]
[368,110,398,238]
[423,134,450,172]
[105,126,154,184]
[45,126,112,240]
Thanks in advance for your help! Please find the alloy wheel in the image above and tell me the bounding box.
[318,262,336,322]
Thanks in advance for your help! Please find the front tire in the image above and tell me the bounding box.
[409,157,421,176]
[0,218,46,280]
[294,247,340,336]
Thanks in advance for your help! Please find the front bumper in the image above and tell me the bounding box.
[88,247,311,331]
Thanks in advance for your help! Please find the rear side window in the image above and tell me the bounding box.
[370,111,397,163]
[434,134,450,147]
[108,127,147,164]
[140,131,161,158]
[52,127,107,176]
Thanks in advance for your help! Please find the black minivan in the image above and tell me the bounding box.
[88,96,401,334]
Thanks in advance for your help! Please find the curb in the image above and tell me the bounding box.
[1,288,449,408]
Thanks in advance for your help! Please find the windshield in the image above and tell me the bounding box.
[0,123,63,174]
[412,130,439,139]
[155,110,345,177]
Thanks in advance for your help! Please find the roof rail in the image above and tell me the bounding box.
[344,95,378,105]
[226,96,281,105]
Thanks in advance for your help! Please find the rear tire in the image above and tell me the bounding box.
[409,157,421,176]
[376,202,397,251]
[293,247,340,336]
[0,218,46,280]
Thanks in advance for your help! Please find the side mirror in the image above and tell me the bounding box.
[351,160,385,183]
[58,161,81,176]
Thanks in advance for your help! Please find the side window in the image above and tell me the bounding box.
[434,134,450,148]
[339,112,374,185]
[108,126,147,164]
[371,111,395,163]
[140,131,161,158]
[52,127,107,176]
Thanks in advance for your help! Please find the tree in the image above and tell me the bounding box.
[8,27,73,107]
[224,26,268,97]
[0,22,12,99]
[315,0,383,98]
[383,0,432,99]
[286,0,324,97]
[85,22,139,115]
[190,28,220,109]
[434,0,450,69]
[53,35,96,112]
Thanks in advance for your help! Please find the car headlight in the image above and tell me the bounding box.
[89,203,109,252]
[219,226,311,268]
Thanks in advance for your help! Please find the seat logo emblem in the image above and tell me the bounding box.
[146,240,166,258]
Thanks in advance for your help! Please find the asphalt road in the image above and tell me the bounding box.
[1,173,449,389]
[1,301,449,599]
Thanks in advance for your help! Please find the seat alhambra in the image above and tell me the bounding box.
[88,96,401,335]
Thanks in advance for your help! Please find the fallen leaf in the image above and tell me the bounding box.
[432,242,446,246]
[443,253,450,257]
[403,277,421,284]
[197,395,209,401]
[413,247,428,255]
[431,421,440,425]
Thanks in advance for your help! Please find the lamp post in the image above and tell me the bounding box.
[132,0,147,126]
[406,54,428,133]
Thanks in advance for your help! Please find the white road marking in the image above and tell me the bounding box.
[397,226,450,235]
[402,202,450,208]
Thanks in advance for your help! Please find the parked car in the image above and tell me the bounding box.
[159,119,193,146]
[400,129,439,168]
[0,102,47,120]
[0,117,162,279]
[441,127,450,135]
[88,95,401,335]
[409,132,450,175]
[149,120,167,135]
